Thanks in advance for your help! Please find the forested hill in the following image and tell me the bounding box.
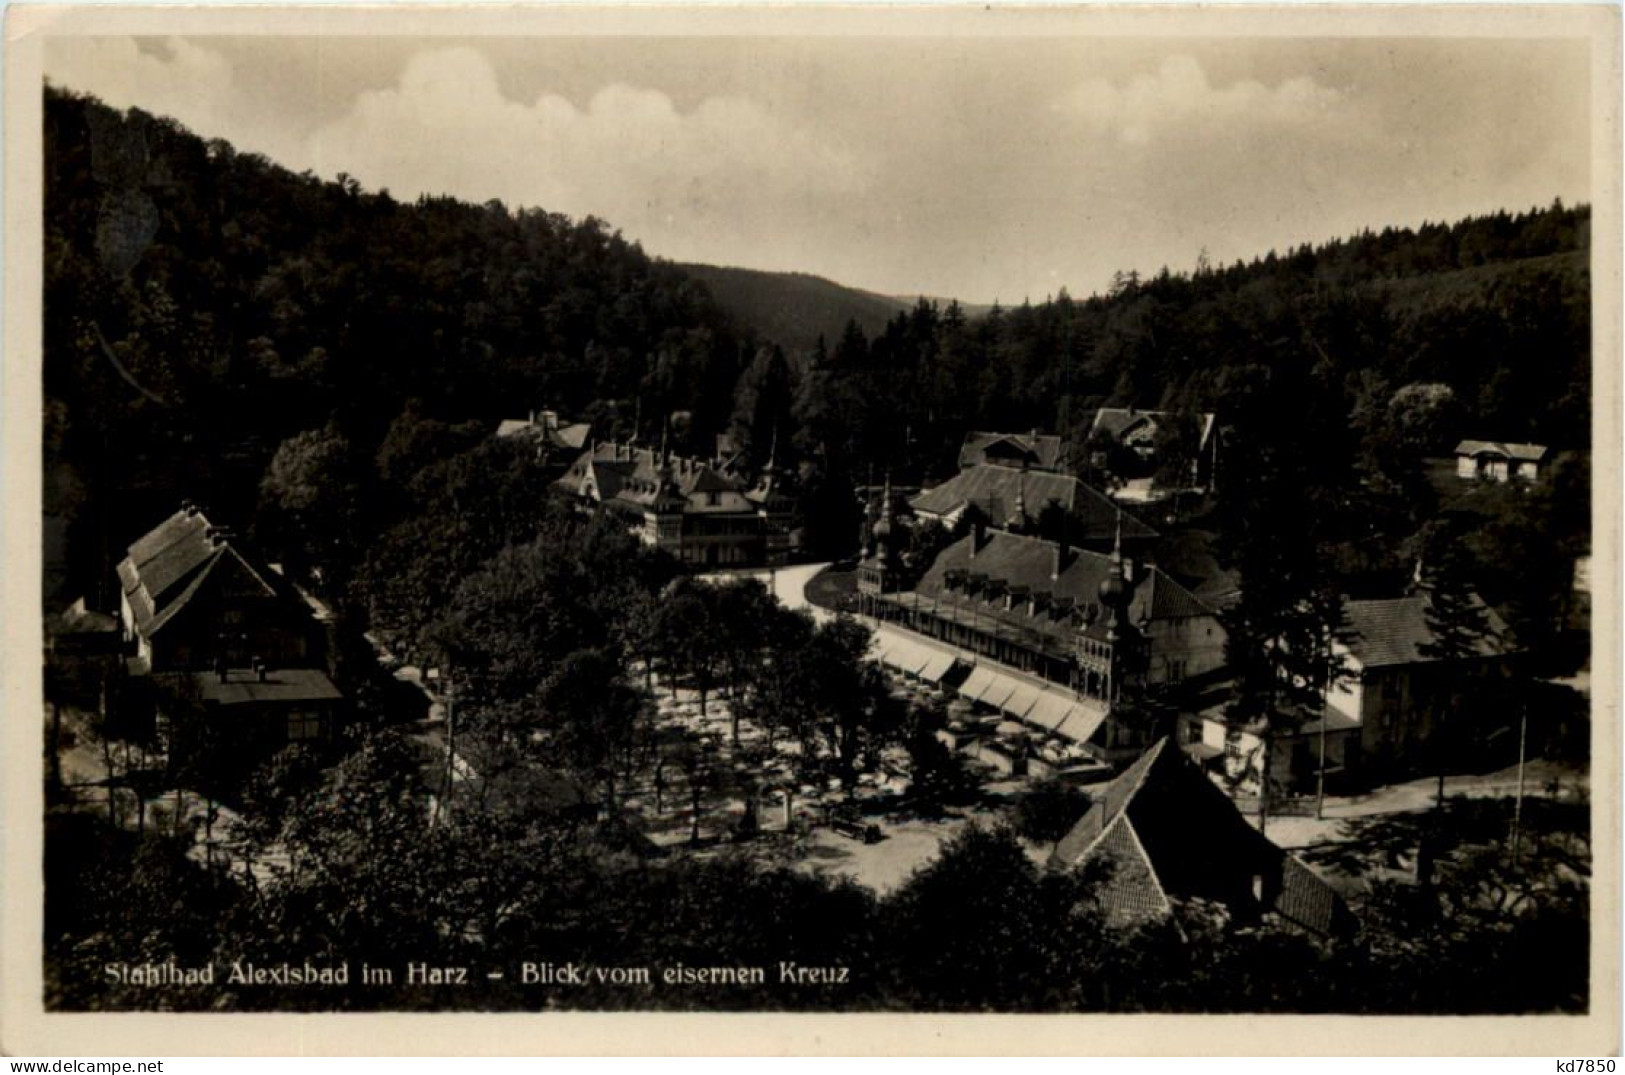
[44,86,1591,627]
[674,263,916,353]
[792,201,1590,484]
[43,87,761,599]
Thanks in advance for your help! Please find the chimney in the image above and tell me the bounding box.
[1052,538,1069,580]
[541,410,559,432]
[970,516,986,557]
[253,656,267,683]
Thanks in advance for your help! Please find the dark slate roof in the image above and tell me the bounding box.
[911,464,1158,543]
[912,529,1216,650]
[185,667,343,706]
[557,443,748,511]
[1050,738,1352,937]
[1082,813,1173,929]
[1090,408,1217,447]
[958,431,1069,472]
[1152,530,1240,608]
[496,411,591,450]
[1453,439,1548,462]
[1339,594,1510,669]
[117,509,285,636]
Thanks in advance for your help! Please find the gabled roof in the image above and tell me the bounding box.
[1339,594,1510,669]
[1453,439,1548,462]
[1051,738,1352,937]
[911,464,1158,543]
[495,418,536,438]
[1091,408,1217,447]
[555,423,592,450]
[914,528,1214,640]
[557,442,752,512]
[1153,530,1242,610]
[117,508,287,637]
[496,415,592,451]
[958,430,1069,472]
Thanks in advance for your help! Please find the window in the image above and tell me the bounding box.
[287,710,323,741]
[707,491,720,506]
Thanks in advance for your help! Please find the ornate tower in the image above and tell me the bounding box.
[856,472,901,614]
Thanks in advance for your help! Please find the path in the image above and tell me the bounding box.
[701,562,831,619]
[1253,758,1587,850]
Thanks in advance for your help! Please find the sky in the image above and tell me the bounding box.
[45,31,1593,304]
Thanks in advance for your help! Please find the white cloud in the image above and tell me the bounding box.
[297,46,871,256]
[1054,55,1343,144]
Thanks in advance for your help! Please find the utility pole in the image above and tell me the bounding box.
[1316,705,1328,820]
[1317,644,1334,820]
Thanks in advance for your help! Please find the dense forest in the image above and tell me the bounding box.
[675,262,919,353]
[45,87,753,609]
[46,86,1590,597]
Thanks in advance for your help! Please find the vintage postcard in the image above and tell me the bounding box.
[2,2,1619,1057]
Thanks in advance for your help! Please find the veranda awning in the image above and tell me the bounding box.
[1052,701,1109,745]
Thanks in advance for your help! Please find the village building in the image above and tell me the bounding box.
[555,440,799,567]
[858,484,1225,769]
[910,462,1159,551]
[957,429,1071,473]
[47,597,122,659]
[1453,439,1549,482]
[1088,407,1220,490]
[117,505,328,674]
[495,409,593,455]
[1050,737,1354,937]
[114,504,343,754]
[1180,590,1515,791]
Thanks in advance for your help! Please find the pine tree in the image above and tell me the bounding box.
[1417,522,1492,807]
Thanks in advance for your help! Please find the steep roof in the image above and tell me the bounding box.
[1152,529,1241,609]
[913,528,1216,646]
[496,415,592,451]
[958,430,1069,472]
[1453,439,1548,462]
[116,508,286,637]
[1091,408,1217,447]
[557,442,749,511]
[1339,594,1510,669]
[911,464,1158,543]
[1051,738,1352,937]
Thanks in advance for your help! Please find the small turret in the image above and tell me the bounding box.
[873,471,897,565]
[1098,511,1134,642]
[1006,466,1030,533]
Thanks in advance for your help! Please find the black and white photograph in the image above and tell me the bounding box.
[5,2,1619,1055]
